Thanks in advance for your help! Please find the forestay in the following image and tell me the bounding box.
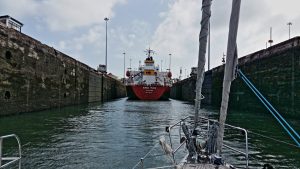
[217,0,241,155]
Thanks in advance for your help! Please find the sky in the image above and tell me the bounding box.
[0,0,300,79]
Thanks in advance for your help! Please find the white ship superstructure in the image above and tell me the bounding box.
[126,49,172,86]
[125,48,172,100]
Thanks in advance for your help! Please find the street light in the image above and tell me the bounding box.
[123,52,126,81]
[104,17,109,73]
[287,22,292,39]
[130,57,132,69]
[169,53,171,72]
[222,52,225,64]
[268,27,273,47]
[208,20,210,71]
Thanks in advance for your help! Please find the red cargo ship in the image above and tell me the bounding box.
[126,49,172,100]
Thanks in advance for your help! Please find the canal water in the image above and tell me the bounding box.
[0,98,299,168]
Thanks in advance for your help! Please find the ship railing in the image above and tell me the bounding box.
[0,134,22,169]
[132,142,177,169]
[167,116,249,168]
[133,116,249,169]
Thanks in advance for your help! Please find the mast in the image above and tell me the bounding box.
[208,21,210,71]
[194,0,212,129]
[217,0,241,155]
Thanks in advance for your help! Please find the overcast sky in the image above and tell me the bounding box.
[0,0,299,78]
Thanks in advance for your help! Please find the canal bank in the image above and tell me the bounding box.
[0,25,126,116]
[171,37,300,117]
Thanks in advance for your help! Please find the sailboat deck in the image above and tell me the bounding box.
[183,164,230,169]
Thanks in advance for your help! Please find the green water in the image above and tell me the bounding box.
[0,98,299,168]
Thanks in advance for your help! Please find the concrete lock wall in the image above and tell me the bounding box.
[0,25,126,116]
[171,37,300,117]
[170,71,212,105]
[88,71,102,103]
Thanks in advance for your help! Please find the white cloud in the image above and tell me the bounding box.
[235,0,300,57]
[151,0,201,74]
[0,0,126,31]
[58,41,66,50]
[74,25,104,45]
[54,24,104,59]
[0,0,38,17]
[2,0,300,78]
[49,18,153,73]
[39,0,127,31]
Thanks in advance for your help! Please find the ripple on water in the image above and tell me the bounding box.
[0,98,299,168]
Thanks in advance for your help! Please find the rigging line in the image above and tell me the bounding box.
[248,130,300,149]
[238,70,300,141]
[238,74,300,147]
[240,75,300,146]
[238,69,300,140]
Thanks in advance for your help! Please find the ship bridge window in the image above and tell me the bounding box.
[145,71,151,75]
[5,51,12,60]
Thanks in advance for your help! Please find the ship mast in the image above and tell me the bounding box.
[145,48,153,56]
[194,0,212,129]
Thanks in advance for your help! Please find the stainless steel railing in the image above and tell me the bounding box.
[0,134,21,169]
[167,116,249,168]
[133,115,249,169]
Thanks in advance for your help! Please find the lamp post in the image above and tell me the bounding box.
[164,55,166,71]
[208,21,210,71]
[268,27,273,47]
[104,17,109,73]
[287,22,292,39]
[169,53,171,72]
[123,52,126,82]
[222,52,225,64]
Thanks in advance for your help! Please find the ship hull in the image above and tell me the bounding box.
[126,85,170,100]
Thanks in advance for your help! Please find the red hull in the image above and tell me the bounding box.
[126,85,170,100]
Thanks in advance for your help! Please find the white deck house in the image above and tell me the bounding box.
[0,15,23,32]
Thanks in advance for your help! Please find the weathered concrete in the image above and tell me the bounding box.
[88,71,102,103]
[171,37,300,117]
[0,25,126,116]
[170,76,196,102]
[170,70,212,105]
